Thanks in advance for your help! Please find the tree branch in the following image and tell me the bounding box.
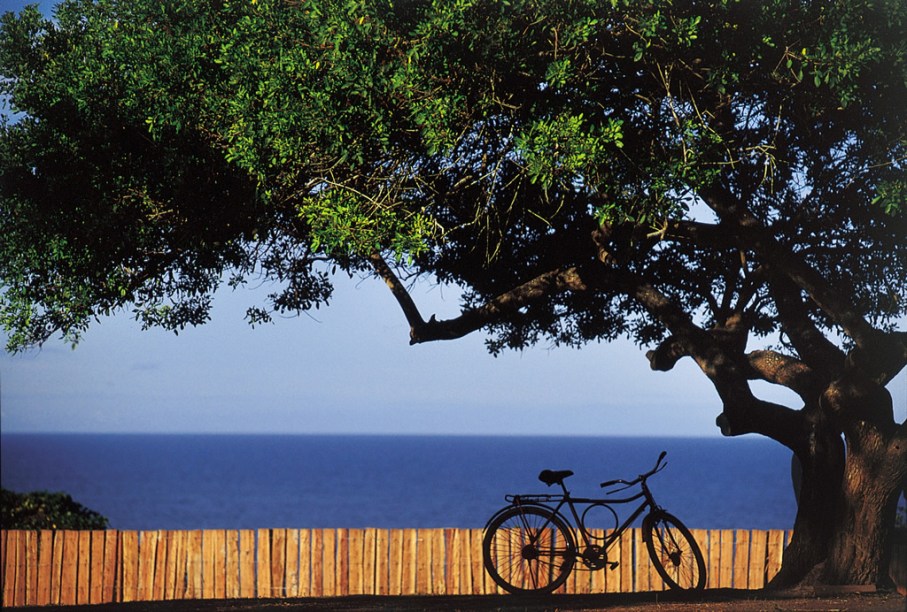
[368,253,426,332]
[700,185,880,348]
[413,264,622,343]
[746,350,824,402]
[625,272,804,446]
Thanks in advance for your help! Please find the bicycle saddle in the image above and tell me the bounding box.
[538,469,574,486]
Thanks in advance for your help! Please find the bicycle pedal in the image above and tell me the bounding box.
[609,562,619,570]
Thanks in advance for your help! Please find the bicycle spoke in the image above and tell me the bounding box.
[645,513,705,591]
[483,506,575,594]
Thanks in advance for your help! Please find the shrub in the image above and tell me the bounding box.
[1,488,109,530]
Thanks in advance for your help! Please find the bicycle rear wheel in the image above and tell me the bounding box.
[642,511,706,590]
[483,505,576,594]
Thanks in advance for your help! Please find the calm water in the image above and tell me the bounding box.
[1,434,798,530]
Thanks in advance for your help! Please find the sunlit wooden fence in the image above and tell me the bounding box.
[2,527,903,607]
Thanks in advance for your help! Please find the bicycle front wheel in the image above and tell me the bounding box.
[643,511,706,591]
[483,505,576,594]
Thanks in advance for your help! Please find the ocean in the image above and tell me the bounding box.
[0,434,798,531]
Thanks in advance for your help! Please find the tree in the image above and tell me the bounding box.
[1,0,904,587]
[1,488,110,530]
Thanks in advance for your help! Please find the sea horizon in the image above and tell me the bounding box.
[2,433,799,531]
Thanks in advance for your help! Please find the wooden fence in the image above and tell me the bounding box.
[0,526,895,607]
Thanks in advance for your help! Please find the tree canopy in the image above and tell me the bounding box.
[1,0,905,586]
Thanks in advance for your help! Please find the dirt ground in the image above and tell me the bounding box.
[30,588,905,612]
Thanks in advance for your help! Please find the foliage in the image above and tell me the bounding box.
[1,488,109,530]
[1,0,904,354]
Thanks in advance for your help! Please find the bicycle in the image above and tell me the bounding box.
[482,451,706,594]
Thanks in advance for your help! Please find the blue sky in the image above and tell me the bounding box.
[2,274,904,436]
[0,276,731,436]
[1,1,904,437]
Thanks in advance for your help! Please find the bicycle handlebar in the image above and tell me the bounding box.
[600,450,668,489]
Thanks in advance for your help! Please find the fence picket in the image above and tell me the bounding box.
[285,529,300,598]
[362,529,376,595]
[238,530,255,598]
[748,529,767,589]
[5,526,904,607]
[271,528,286,598]
[766,529,785,582]
[298,529,311,598]
[256,529,271,598]
[733,530,750,589]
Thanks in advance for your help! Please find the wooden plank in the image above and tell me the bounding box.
[164,531,181,600]
[374,529,387,595]
[707,529,721,589]
[14,530,27,607]
[238,530,255,599]
[734,530,751,589]
[766,530,785,583]
[102,530,118,603]
[348,529,362,595]
[256,529,272,598]
[76,530,91,604]
[298,529,311,598]
[271,528,286,598]
[619,528,633,592]
[188,530,203,599]
[445,529,458,595]
[3,531,19,606]
[691,528,709,590]
[719,530,734,588]
[89,530,105,603]
[213,529,227,599]
[2,531,13,606]
[285,529,300,598]
[323,529,336,597]
[311,530,324,597]
[225,531,240,599]
[415,529,429,594]
[120,531,138,603]
[202,530,216,599]
[388,529,402,595]
[590,530,606,594]
[15,531,28,606]
[0,531,6,607]
[366,529,381,595]
[337,529,349,596]
[59,531,78,605]
[606,530,621,593]
[52,529,66,605]
[748,530,768,589]
[470,529,485,595]
[24,531,37,606]
[632,528,647,592]
[35,530,54,606]
[432,529,445,594]
[402,529,417,595]
[455,529,471,596]
[140,531,159,602]
[152,530,168,601]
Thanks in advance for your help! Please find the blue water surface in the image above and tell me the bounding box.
[0,434,797,530]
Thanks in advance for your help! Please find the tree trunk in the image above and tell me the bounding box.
[769,418,844,588]
[770,379,906,588]
[822,422,905,585]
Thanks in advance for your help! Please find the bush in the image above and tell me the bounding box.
[1,488,109,530]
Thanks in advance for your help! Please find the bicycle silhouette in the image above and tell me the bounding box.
[483,451,706,594]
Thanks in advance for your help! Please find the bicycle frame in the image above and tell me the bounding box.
[507,479,659,559]
[490,454,669,564]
